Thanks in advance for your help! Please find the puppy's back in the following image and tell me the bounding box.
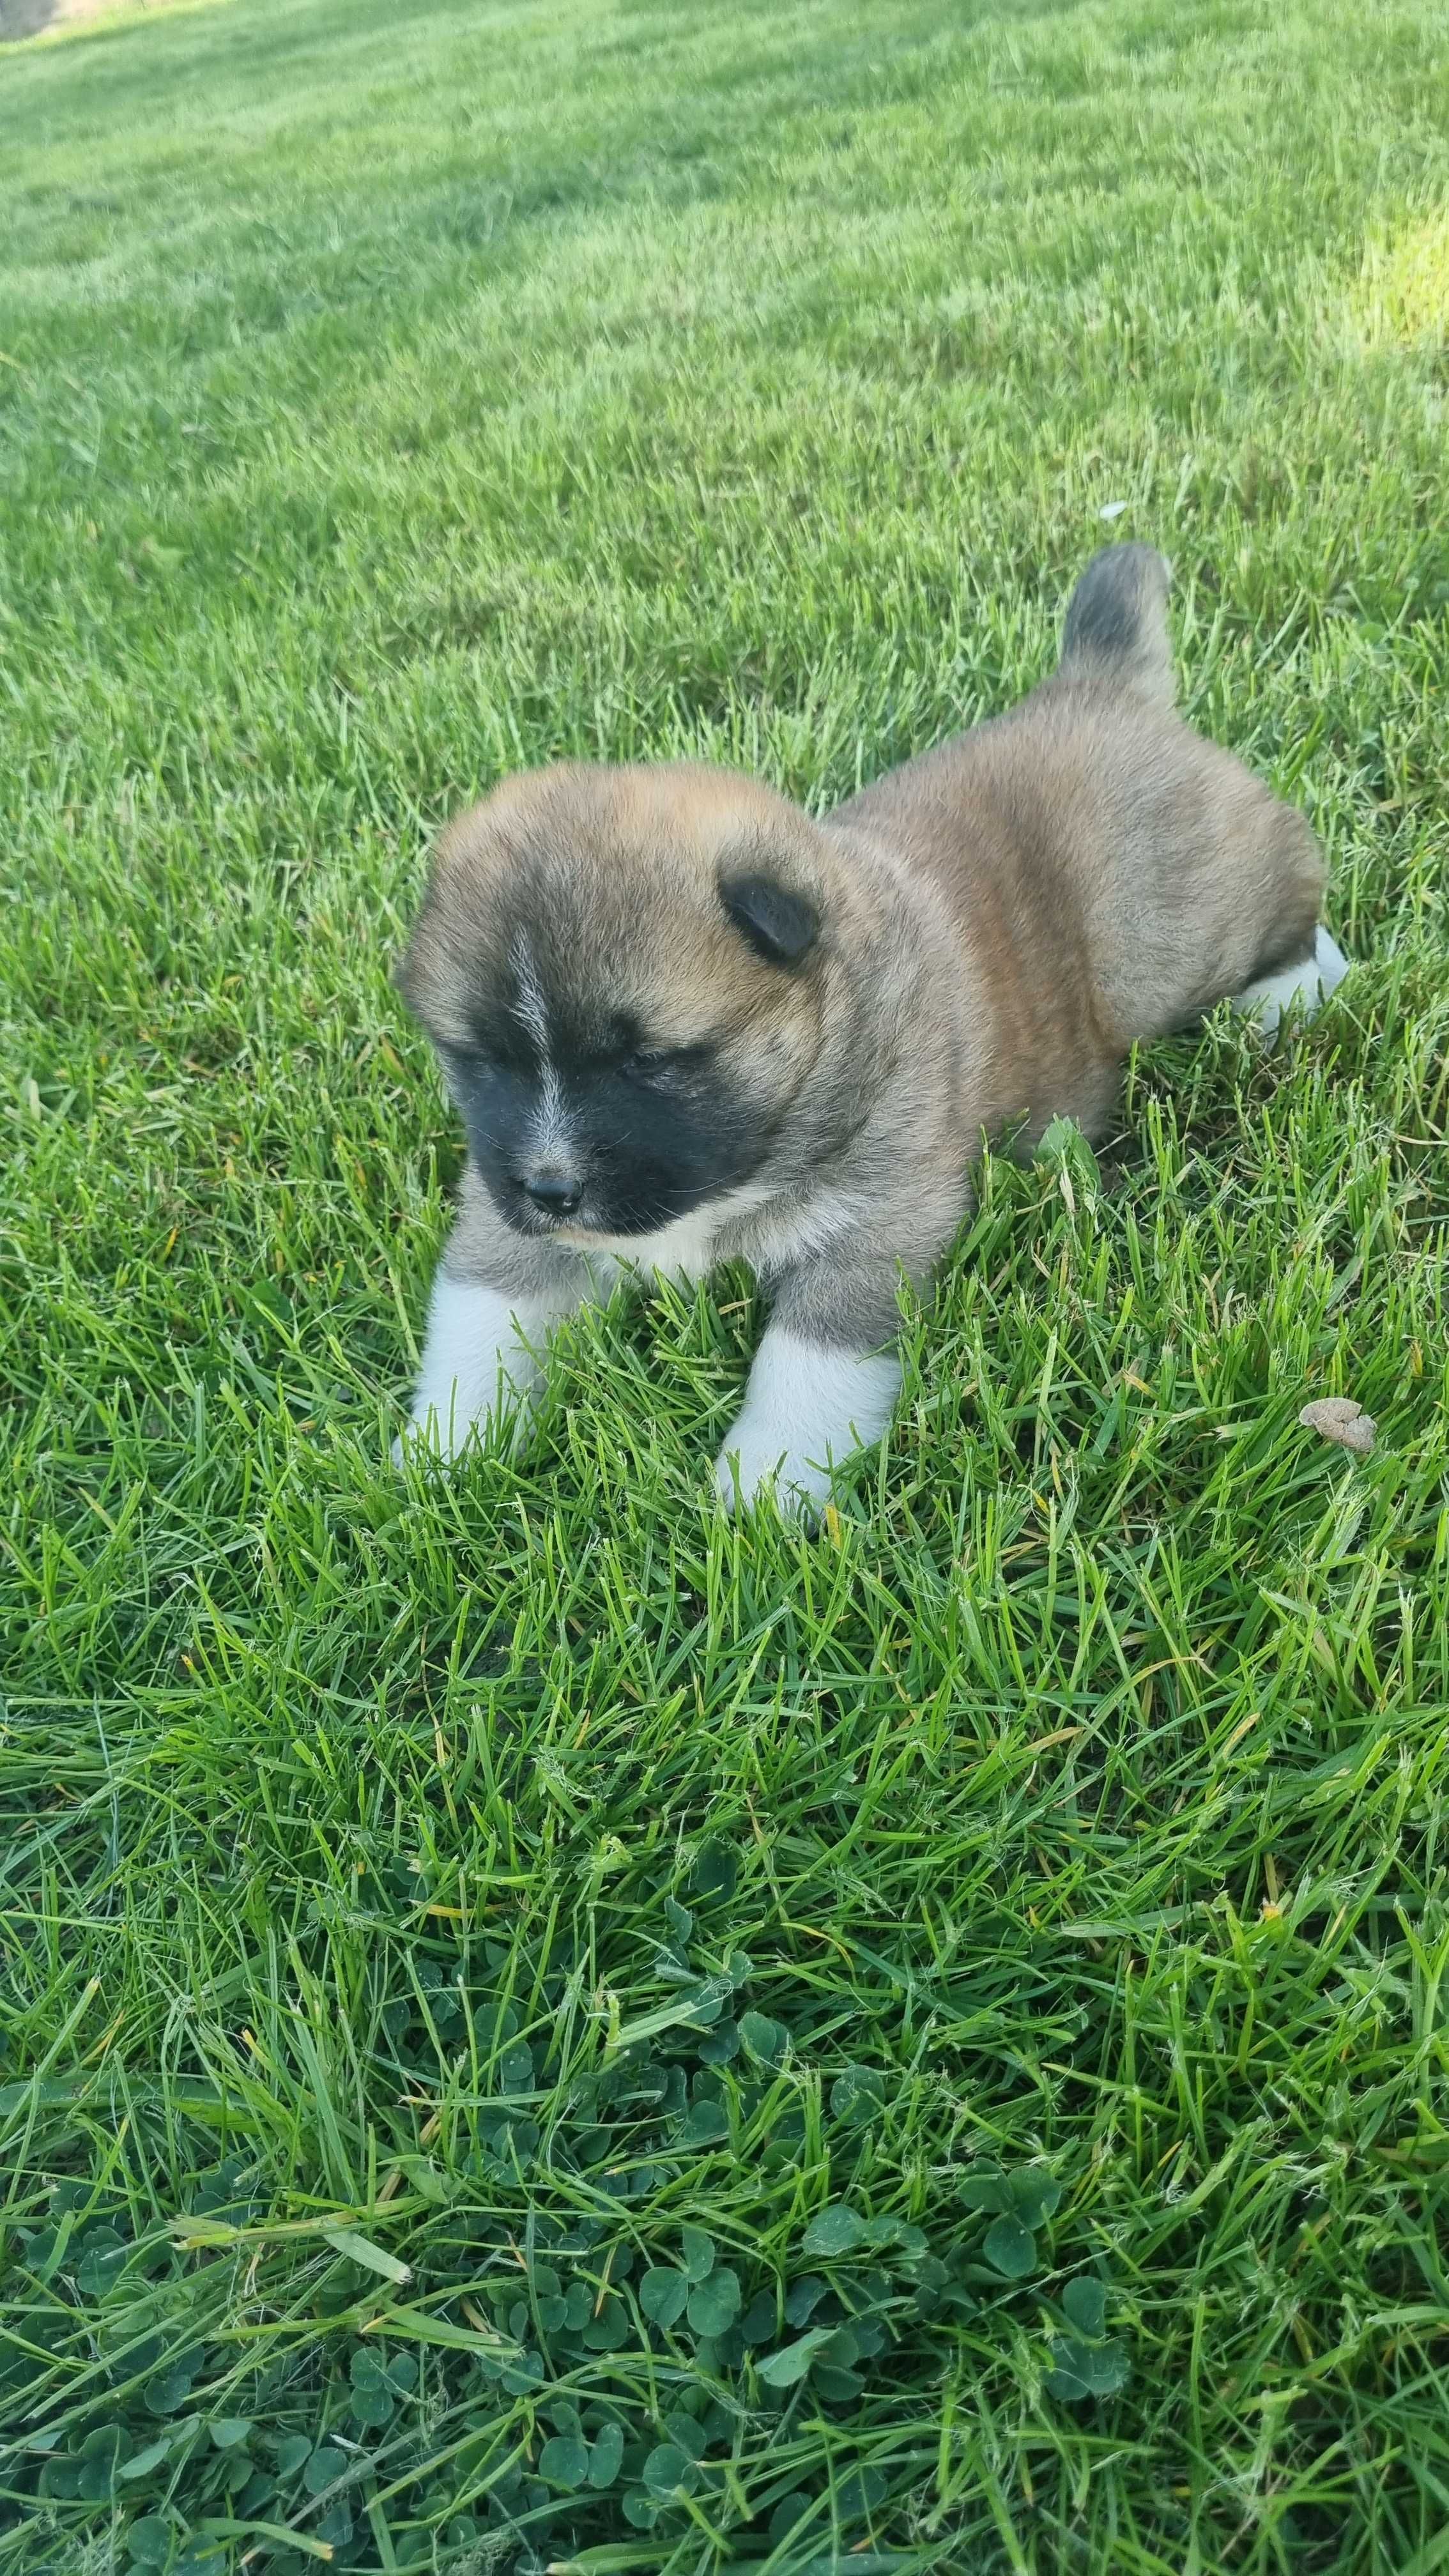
[832,548,1322,1055]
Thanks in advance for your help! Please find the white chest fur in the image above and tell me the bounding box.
[560,1181,780,1284]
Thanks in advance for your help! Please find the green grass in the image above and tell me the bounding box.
[2,0,1448,2566]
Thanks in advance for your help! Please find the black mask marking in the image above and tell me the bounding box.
[440,1002,769,1241]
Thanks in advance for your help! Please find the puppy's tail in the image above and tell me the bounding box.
[1059,543,1174,706]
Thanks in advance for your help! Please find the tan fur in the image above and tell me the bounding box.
[404,763,829,1080]
[396,547,1339,1508]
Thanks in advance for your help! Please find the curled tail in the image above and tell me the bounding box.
[1059,542,1174,706]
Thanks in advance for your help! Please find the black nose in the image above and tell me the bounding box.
[520,1169,582,1214]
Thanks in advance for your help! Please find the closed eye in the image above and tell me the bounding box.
[620,1043,709,1083]
[452,1027,528,1072]
[440,1038,517,1089]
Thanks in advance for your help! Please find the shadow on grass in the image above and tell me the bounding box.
[0,0,115,38]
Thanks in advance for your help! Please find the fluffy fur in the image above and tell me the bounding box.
[395,546,1349,1510]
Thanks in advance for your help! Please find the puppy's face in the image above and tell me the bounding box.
[398,765,830,1245]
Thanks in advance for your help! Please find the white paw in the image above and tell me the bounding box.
[395,1274,553,1469]
[712,1425,835,1519]
[1233,925,1352,1041]
[1314,924,1350,998]
[712,1332,901,1518]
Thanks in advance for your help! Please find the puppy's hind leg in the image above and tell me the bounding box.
[1232,924,1351,1041]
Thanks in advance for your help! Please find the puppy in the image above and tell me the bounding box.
[395,545,1349,1511]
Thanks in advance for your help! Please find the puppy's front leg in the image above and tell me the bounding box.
[397,1224,595,1463]
[713,1326,902,1515]
[714,1246,909,1514]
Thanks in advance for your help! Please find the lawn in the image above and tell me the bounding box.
[2,0,1448,2567]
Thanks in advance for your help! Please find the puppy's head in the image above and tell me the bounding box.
[397,763,831,1244]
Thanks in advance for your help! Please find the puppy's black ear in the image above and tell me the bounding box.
[719,870,820,967]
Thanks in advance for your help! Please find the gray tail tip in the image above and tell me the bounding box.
[1061,543,1175,701]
